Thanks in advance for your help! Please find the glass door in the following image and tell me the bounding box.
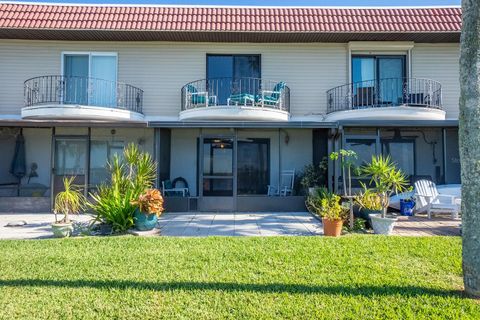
[377,57,405,105]
[90,55,117,107]
[351,55,406,107]
[63,55,89,105]
[52,137,88,198]
[63,53,117,107]
[199,136,236,211]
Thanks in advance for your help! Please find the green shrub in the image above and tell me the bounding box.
[306,187,349,221]
[89,144,156,232]
[299,157,328,191]
[354,186,382,211]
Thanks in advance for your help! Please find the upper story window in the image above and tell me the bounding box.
[62,52,117,107]
[207,54,261,105]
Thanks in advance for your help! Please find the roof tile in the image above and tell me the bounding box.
[0,3,462,33]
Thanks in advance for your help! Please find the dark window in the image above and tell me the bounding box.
[207,54,261,105]
[237,138,270,195]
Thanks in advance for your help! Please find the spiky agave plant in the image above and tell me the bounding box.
[89,143,157,232]
[360,155,408,218]
[53,176,86,224]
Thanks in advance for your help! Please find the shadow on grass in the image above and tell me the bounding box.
[0,279,464,298]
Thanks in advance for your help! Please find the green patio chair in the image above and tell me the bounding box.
[185,84,217,108]
[257,81,286,108]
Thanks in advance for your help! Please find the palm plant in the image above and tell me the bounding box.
[53,176,85,224]
[89,143,157,232]
[360,155,408,218]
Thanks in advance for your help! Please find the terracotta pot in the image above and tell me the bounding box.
[322,218,343,237]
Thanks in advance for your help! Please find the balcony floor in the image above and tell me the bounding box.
[324,105,446,122]
[179,105,289,121]
[21,104,144,121]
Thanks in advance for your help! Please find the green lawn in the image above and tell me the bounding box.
[0,236,478,319]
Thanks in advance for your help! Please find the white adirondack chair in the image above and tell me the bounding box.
[414,179,460,219]
[267,170,295,196]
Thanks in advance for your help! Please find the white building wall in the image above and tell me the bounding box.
[411,43,460,119]
[0,39,347,117]
[0,39,460,120]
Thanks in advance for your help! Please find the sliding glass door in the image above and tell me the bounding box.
[207,55,261,105]
[352,55,406,107]
[63,53,117,107]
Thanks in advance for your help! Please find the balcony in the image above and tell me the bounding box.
[179,77,290,121]
[325,78,445,121]
[22,75,144,121]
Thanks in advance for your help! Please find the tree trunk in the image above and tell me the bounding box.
[460,0,480,298]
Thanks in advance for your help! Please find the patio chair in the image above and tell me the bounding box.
[353,86,375,108]
[185,84,217,108]
[162,180,188,197]
[256,81,286,108]
[267,169,295,196]
[414,179,460,219]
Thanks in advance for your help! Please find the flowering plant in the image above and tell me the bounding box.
[131,188,164,217]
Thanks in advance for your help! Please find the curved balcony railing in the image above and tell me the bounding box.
[326,78,442,114]
[24,75,143,114]
[181,77,290,112]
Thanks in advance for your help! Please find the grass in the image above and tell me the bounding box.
[0,236,478,319]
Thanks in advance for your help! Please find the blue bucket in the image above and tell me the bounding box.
[400,199,415,216]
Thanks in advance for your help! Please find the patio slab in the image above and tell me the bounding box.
[157,212,322,237]
[0,212,462,239]
[0,213,92,240]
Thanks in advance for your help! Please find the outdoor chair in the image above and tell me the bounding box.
[353,86,375,108]
[256,81,286,108]
[267,169,295,196]
[185,84,217,108]
[162,180,188,197]
[414,179,460,219]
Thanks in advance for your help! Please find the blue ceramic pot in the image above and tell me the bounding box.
[134,209,158,231]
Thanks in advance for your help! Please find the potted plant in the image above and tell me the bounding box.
[306,187,349,237]
[52,176,86,238]
[354,186,382,229]
[360,155,408,235]
[131,188,165,231]
[300,158,328,195]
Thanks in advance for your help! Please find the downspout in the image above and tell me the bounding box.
[278,128,281,193]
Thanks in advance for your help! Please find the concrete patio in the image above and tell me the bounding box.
[0,212,462,239]
[158,212,323,236]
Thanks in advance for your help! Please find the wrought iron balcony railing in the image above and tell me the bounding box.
[326,78,442,114]
[181,77,290,112]
[24,75,144,114]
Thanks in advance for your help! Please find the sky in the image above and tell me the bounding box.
[10,0,461,6]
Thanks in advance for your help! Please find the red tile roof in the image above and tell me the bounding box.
[0,3,462,33]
